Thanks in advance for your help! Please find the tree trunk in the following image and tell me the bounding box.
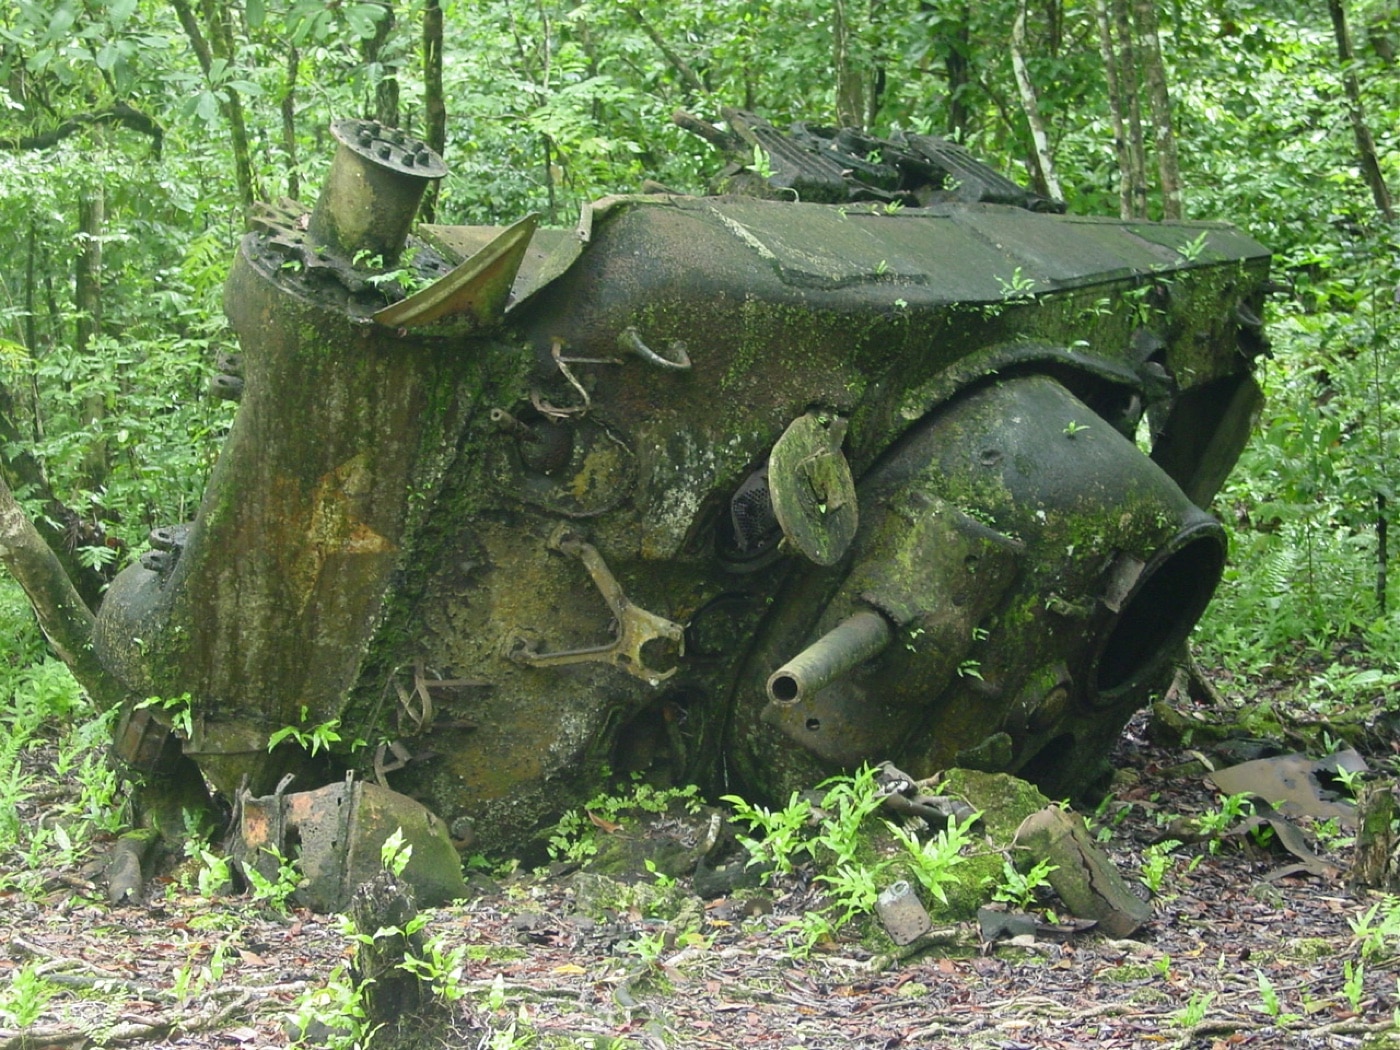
[0,471,123,708]
[928,2,973,141]
[1093,0,1132,218]
[349,871,430,1026]
[76,186,108,489]
[833,0,865,130]
[1378,492,1389,615]
[362,2,401,128]
[1133,0,1182,218]
[1011,0,1063,200]
[24,222,37,358]
[866,0,887,130]
[171,0,258,212]
[1350,780,1397,889]
[1329,0,1396,220]
[281,46,301,201]
[1043,0,1063,56]
[420,0,445,222]
[0,381,111,610]
[1111,0,1148,218]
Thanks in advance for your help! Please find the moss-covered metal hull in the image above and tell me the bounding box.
[95,139,1269,856]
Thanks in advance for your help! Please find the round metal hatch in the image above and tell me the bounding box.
[767,411,858,566]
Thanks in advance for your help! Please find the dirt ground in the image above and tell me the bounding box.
[3,702,1399,1050]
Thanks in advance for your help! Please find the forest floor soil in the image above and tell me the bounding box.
[3,670,1399,1050]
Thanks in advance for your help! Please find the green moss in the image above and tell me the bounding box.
[938,768,1052,845]
[570,871,704,930]
[1283,937,1334,962]
[921,851,1003,922]
[1099,963,1153,982]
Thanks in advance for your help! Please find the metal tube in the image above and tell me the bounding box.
[766,609,892,706]
[306,119,447,266]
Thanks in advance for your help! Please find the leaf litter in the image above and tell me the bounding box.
[1,712,1398,1049]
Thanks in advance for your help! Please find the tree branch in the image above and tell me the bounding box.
[171,0,258,210]
[0,471,124,708]
[1329,0,1396,220]
[0,102,164,156]
[421,0,445,222]
[626,5,709,101]
[1010,0,1063,200]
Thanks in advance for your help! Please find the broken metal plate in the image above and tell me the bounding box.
[236,774,467,912]
[1241,803,1341,879]
[1206,750,1367,828]
[768,411,858,566]
[373,213,538,328]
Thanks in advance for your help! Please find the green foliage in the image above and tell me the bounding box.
[1349,895,1400,961]
[723,791,813,877]
[244,845,304,911]
[810,764,888,865]
[0,598,122,892]
[728,768,993,952]
[287,965,373,1050]
[268,705,362,756]
[400,935,469,1004]
[1343,958,1365,1014]
[0,962,58,1028]
[1254,969,1301,1024]
[1172,990,1214,1028]
[380,826,413,877]
[194,846,233,897]
[1140,839,1182,894]
[136,692,194,739]
[798,860,886,949]
[1190,791,1255,853]
[992,857,1057,910]
[548,781,703,863]
[885,812,980,906]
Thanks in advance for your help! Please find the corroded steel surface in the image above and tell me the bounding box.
[95,117,1271,868]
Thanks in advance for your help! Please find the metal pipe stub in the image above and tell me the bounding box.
[766,608,892,706]
[306,119,448,266]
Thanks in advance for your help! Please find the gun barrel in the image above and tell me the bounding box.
[766,609,892,706]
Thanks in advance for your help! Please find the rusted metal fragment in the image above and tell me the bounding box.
[1242,802,1340,879]
[1013,806,1152,938]
[767,610,891,707]
[373,213,537,328]
[767,411,858,567]
[875,880,932,945]
[236,774,466,913]
[308,118,446,265]
[110,703,183,772]
[511,525,684,686]
[1206,750,1366,827]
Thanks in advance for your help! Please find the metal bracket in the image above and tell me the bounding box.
[513,524,685,686]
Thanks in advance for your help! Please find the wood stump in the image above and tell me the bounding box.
[349,871,432,1040]
[1350,780,1398,890]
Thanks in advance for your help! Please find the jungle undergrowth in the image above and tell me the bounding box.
[0,581,125,898]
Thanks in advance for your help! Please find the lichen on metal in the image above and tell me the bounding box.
[94,113,1271,890]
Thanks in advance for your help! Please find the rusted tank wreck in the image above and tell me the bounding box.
[93,114,1270,893]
